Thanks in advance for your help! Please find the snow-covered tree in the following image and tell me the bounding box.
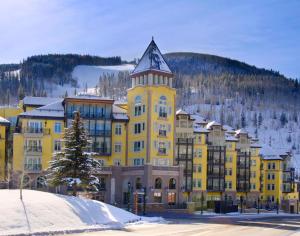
[47,111,102,196]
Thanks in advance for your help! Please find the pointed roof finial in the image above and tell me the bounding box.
[131,38,172,75]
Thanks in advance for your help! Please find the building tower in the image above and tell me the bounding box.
[127,39,176,166]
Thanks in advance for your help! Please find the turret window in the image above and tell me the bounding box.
[158,96,167,118]
[134,96,143,116]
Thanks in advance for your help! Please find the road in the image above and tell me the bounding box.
[65,215,300,236]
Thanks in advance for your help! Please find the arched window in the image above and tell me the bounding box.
[135,96,142,105]
[136,177,142,190]
[159,96,167,105]
[37,176,46,189]
[134,96,143,116]
[155,178,162,189]
[169,178,176,189]
[158,96,167,118]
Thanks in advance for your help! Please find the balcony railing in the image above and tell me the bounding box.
[22,127,50,135]
[24,146,42,153]
[88,130,111,136]
[24,164,42,172]
[93,147,111,155]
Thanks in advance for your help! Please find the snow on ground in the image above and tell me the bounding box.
[0,189,159,236]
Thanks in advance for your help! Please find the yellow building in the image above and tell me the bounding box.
[127,39,176,167]
[0,117,10,180]
[13,98,65,188]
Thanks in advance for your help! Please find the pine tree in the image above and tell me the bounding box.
[280,112,288,127]
[47,111,102,196]
[241,111,246,128]
[258,113,263,127]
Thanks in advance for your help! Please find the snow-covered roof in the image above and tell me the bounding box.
[19,100,64,119]
[191,114,207,124]
[131,39,172,75]
[66,95,114,102]
[235,128,248,135]
[194,125,209,133]
[176,109,189,115]
[112,105,129,121]
[206,121,221,129]
[262,155,283,160]
[23,96,61,107]
[225,134,238,142]
[260,145,288,160]
[250,143,262,148]
[223,125,235,133]
[0,116,10,125]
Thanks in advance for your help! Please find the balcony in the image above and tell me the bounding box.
[177,153,193,160]
[93,147,111,156]
[88,130,111,136]
[22,127,50,135]
[24,164,42,173]
[24,146,42,154]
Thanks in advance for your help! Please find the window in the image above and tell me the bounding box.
[134,141,144,152]
[268,163,271,170]
[251,160,256,166]
[272,163,276,169]
[133,158,144,166]
[113,159,121,166]
[134,96,142,116]
[54,122,62,133]
[115,124,122,135]
[158,96,167,118]
[136,177,142,190]
[272,173,275,180]
[155,178,162,189]
[158,142,166,155]
[225,168,232,176]
[169,178,176,189]
[54,140,61,151]
[197,180,201,188]
[226,156,232,163]
[134,123,144,134]
[114,143,122,153]
[272,184,275,190]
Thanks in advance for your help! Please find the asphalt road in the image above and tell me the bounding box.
[65,215,300,236]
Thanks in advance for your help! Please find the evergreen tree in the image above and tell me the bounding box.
[280,112,288,127]
[241,111,246,128]
[258,113,263,127]
[47,111,102,196]
[18,85,25,101]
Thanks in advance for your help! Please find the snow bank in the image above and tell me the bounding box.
[0,189,151,235]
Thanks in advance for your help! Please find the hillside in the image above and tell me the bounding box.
[0,190,158,235]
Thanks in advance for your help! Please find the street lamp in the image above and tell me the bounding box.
[127,182,131,212]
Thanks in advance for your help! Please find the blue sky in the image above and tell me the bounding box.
[0,0,299,78]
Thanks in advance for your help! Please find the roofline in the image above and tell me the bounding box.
[130,69,173,77]
[64,97,114,104]
[19,115,64,120]
[0,121,10,126]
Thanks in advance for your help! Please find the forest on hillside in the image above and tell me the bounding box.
[0,54,122,104]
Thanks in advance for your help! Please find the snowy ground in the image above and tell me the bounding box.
[0,190,161,236]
